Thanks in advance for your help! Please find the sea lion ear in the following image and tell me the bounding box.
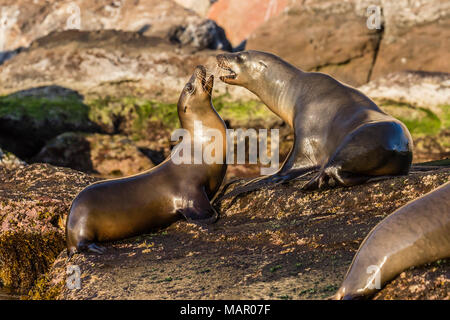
[259,60,268,69]
[205,75,214,94]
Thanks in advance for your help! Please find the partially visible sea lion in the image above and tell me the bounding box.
[333,181,450,300]
[66,66,227,255]
[216,51,413,192]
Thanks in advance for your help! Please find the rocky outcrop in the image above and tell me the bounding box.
[0,29,252,103]
[0,85,99,158]
[0,164,100,293]
[33,132,155,177]
[29,165,449,300]
[0,0,231,64]
[371,0,450,79]
[246,1,382,86]
[359,71,450,112]
[246,0,450,87]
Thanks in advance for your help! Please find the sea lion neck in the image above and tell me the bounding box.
[245,62,301,128]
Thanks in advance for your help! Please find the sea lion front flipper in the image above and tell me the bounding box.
[177,188,219,225]
[77,239,107,254]
[87,243,107,254]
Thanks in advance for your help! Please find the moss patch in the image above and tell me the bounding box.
[212,94,275,127]
[0,95,89,125]
[379,100,445,136]
[86,95,277,137]
[27,273,64,300]
[86,96,179,136]
[0,230,65,293]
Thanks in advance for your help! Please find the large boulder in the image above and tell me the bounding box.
[0,164,100,294]
[245,0,382,87]
[33,132,156,177]
[245,0,450,87]
[29,165,449,300]
[0,30,252,103]
[371,0,450,79]
[0,0,231,64]
[0,85,99,158]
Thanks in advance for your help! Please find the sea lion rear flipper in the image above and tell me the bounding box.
[177,189,219,225]
[302,166,371,190]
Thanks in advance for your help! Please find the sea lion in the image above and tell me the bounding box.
[333,181,450,300]
[216,50,413,192]
[66,66,227,255]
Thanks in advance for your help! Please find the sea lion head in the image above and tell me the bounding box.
[178,65,214,119]
[216,50,271,86]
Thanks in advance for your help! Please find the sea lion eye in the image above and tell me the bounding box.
[237,52,245,62]
[185,83,194,92]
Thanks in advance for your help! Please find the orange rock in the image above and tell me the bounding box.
[208,0,289,46]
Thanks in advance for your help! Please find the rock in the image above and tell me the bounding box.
[245,0,450,86]
[33,132,155,177]
[246,0,382,87]
[412,131,450,164]
[373,259,449,300]
[0,163,100,293]
[208,0,290,47]
[174,0,213,17]
[371,0,450,79]
[169,19,232,51]
[0,85,99,159]
[0,0,219,57]
[359,71,450,113]
[0,147,25,169]
[0,30,252,103]
[358,71,450,163]
[31,166,449,299]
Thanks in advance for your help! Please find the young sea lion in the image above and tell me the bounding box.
[66,66,227,255]
[216,50,413,193]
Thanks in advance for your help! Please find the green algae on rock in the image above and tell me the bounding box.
[0,164,100,294]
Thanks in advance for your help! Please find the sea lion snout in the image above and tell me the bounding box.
[216,53,238,83]
[194,65,206,84]
[217,51,269,85]
[189,65,214,94]
[188,65,206,89]
[178,65,214,116]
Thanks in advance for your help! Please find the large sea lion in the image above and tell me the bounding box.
[66,66,227,255]
[333,181,450,299]
[216,51,413,192]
